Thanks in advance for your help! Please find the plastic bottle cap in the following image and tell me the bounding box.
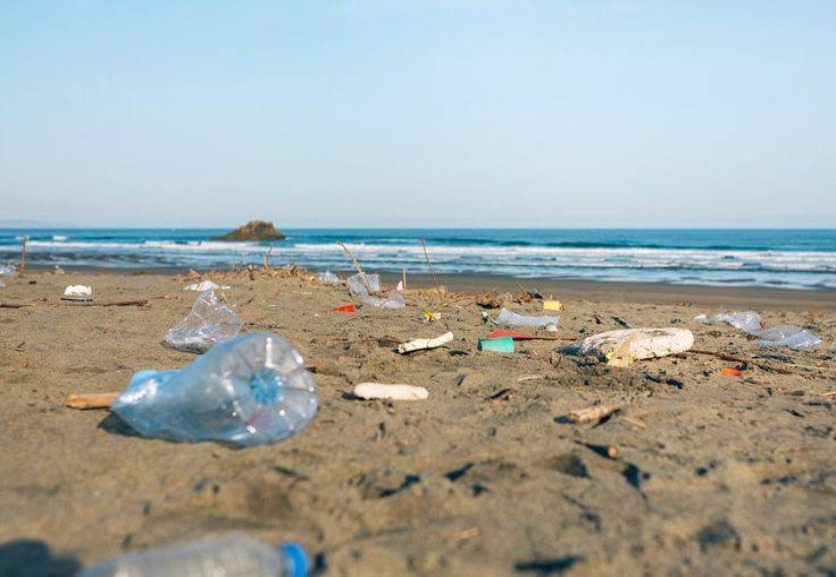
[279,542,309,577]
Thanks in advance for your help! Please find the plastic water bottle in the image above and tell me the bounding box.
[112,332,318,446]
[78,533,309,577]
[163,289,243,353]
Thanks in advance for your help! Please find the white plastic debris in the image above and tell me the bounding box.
[562,328,694,360]
[64,285,92,297]
[360,290,406,310]
[695,311,821,350]
[164,290,243,353]
[346,273,380,296]
[397,331,454,354]
[0,265,14,277]
[353,383,429,400]
[318,271,341,285]
[184,280,231,292]
[495,308,558,331]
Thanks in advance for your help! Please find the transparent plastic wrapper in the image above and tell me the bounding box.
[695,311,820,350]
[318,271,341,285]
[754,325,822,349]
[360,290,406,310]
[694,312,762,334]
[494,307,558,331]
[0,265,14,277]
[113,332,318,446]
[183,279,226,291]
[164,289,242,353]
[346,272,380,296]
[78,533,309,577]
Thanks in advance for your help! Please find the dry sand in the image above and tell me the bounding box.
[0,268,834,576]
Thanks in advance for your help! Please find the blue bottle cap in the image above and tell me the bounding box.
[279,542,309,577]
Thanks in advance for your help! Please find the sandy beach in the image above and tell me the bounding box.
[1,268,834,576]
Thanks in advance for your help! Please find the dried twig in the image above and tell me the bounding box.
[420,238,443,302]
[65,392,120,410]
[20,235,27,277]
[0,302,30,309]
[337,241,372,293]
[62,299,149,307]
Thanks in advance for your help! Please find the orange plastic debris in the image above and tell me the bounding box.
[720,367,743,377]
[333,304,356,313]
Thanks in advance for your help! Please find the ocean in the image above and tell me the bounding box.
[1,228,834,290]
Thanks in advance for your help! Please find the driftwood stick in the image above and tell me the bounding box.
[63,299,149,307]
[567,404,621,424]
[420,238,443,302]
[688,349,794,375]
[337,241,372,293]
[20,236,27,277]
[65,392,120,410]
[0,302,30,309]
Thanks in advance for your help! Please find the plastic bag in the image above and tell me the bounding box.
[112,332,318,446]
[695,311,820,350]
[561,328,694,360]
[495,308,558,331]
[164,290,242,353]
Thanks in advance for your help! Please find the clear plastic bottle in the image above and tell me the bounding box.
[78,533,309,577]
[163,289,243,353]
[112,332,318,446]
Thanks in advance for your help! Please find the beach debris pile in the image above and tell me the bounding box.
[112,332,318,446]
[164,289,242,353]
[695,311,821,349]
[346,272,405,310]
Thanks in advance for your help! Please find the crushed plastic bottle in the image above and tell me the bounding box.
[112,332,318,446]
[346,272,380,296]
[0,265,14,277]
[164,289,243,353]
[318,270,341,285]
[78,533,309,577]
[494,308,558,331]
[360,290,406,310]
[695,311,820,350]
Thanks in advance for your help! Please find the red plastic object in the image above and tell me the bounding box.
[720,367,743,377]
[486,330,536,340]
[333,304,356,313]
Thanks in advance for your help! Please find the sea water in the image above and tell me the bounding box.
[0,228,833,290]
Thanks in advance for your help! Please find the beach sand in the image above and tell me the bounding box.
[1,269,834,576]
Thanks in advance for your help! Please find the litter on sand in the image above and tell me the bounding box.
[494,308,558,331]
[113,332,318,446]
[561,328,694,360]
[695,311,821,349]
[184,279,232,291]
[353,383,429,400]
[318,270,342,285]
[62,285,93,301]
[477,336,515,353]
[164,290,242,353]
[397,331,454,354]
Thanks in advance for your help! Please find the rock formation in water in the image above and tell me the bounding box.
[213,220,286,241]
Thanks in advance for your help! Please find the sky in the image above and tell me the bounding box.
[1,1,834,228]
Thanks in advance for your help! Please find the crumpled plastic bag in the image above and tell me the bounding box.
[0,265,14,278]
[494,308,558,331]
[164,290,243,353]
[695,311,820,350]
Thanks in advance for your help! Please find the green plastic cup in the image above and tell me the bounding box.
[477,336,515,353]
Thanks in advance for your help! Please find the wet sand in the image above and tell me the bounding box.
[1,268,834,576]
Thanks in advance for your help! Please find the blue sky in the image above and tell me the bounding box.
[1,1,834,228]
